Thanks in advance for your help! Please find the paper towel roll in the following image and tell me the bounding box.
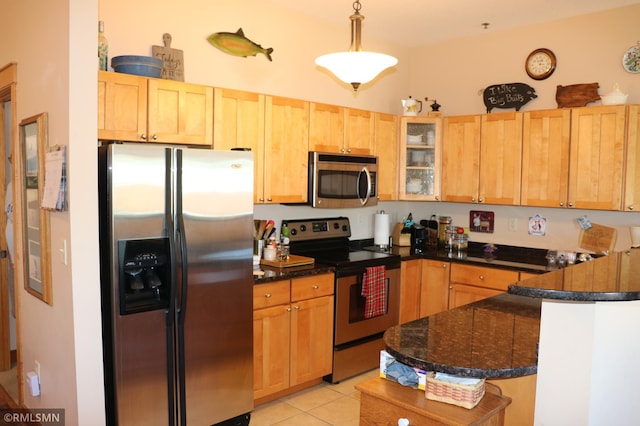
[374,213,390,246]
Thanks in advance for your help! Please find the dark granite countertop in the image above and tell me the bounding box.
[362,241,551,274]
[509,249,640,301]
[384,293,541,379]
[384,248,640,380]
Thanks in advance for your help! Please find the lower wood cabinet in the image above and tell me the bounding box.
[448,263,520,309]
[253,273,334,402]
[400,260,526,318]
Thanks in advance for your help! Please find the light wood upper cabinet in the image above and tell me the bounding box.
[441,115,481,202]
[374,112,399,201]
[213,88,265,204]
[441,112,522,205]
[479,112,523,205]
[308,104,374,155]
[264,96,309,204]
[344,107,375,155]
[309,102,345,153]
[147,79,213,145]
[569,105,626,210]
[98,71,147,141]
[398,117,442,201]
[624,105,640,211]
[98,71,213,145]
[521,109,571,208]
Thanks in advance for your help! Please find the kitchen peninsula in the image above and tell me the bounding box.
[378,248,640,425]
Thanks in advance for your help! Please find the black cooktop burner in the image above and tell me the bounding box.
[285,217,400,276]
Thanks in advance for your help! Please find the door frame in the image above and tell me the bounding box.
[0,62,22,404]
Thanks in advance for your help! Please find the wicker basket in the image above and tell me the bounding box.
[425,372,485,409]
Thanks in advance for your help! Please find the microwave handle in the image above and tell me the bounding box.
[358,167,372,206]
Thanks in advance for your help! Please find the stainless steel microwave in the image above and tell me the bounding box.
[308,152,378,208]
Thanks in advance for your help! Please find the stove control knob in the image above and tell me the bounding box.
[290,228,297,236]
[300,225,306,232]
[333,222,340,229]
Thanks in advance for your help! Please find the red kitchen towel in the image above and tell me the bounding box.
[361,265,387,319]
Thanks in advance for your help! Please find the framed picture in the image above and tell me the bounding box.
[469,210,495,233]
[19,112,52,305]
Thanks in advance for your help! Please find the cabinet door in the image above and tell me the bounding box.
[569,105,626,210]
[344,107,375,155]
[147,79,213,145]
[213,88,265,203]
[309,102,344,153]
[441,115,481,202]
[98,71,147,141]
[398,117,442,200]
[399,260,422,323]
[253,304,291,400]
[450,263,519,292]
[374,112,399,201]
[624,105,640,211]
[521,109,571,208]
[264,96,309,204]
[449,284,503,309]
[479,112,523,205]
[290,295,334,386]
[420,260,450,317]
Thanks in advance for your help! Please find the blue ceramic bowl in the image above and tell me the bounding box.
[111,55,163,78]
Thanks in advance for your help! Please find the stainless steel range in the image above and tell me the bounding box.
[286,217,401,383]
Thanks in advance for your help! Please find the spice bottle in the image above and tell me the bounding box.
[98,20,109,71]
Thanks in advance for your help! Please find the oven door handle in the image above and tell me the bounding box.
[357,166,372,206]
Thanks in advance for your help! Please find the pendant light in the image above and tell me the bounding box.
[315,0,398,92]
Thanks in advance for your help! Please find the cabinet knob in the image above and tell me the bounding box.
[264,293,272,298]
[267,197,273,202]
[287,307,292,312]
[151,134,158,141]
[258,198,264,202]
[629,205,634,211]
[568,202,574,207]
[471,197,476,203]
[479,275,485,280]
[442,264,448,269]
[478,198,484,203]
[140,134,147,141]
[312,285,319,289]
[346,148,351,153]
[294,305,300,310]
[435,195,440,201]
[559,202,564,207]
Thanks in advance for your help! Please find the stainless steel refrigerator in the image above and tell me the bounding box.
[98,142,254,425]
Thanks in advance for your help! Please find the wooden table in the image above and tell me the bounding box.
[356,377,511,426]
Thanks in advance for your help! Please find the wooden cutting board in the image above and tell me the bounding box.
[578,224,617,253]
[260,254,314,268]
[152,33,184,81]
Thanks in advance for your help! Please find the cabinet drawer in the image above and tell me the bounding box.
[291,274,334,302]
[450,264,519,291]
[253,281,290,309]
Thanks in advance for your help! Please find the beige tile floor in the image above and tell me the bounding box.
[250,368,379,426]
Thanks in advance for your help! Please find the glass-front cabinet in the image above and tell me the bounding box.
[398,117,442,200]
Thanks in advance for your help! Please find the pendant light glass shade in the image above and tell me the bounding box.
[315,0,398,91]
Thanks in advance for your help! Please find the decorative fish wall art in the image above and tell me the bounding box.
[207,28,273,61]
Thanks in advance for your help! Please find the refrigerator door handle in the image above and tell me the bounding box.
[164,148,178,426]
[175,149,188,426]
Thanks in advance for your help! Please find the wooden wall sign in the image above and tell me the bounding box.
[483,83,537,113]
[152,33,184,81]
[555,83,600,108]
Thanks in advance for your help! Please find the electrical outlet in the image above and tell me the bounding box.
[508,218,518,232]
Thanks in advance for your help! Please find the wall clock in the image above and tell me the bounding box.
[525,48,556,80]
